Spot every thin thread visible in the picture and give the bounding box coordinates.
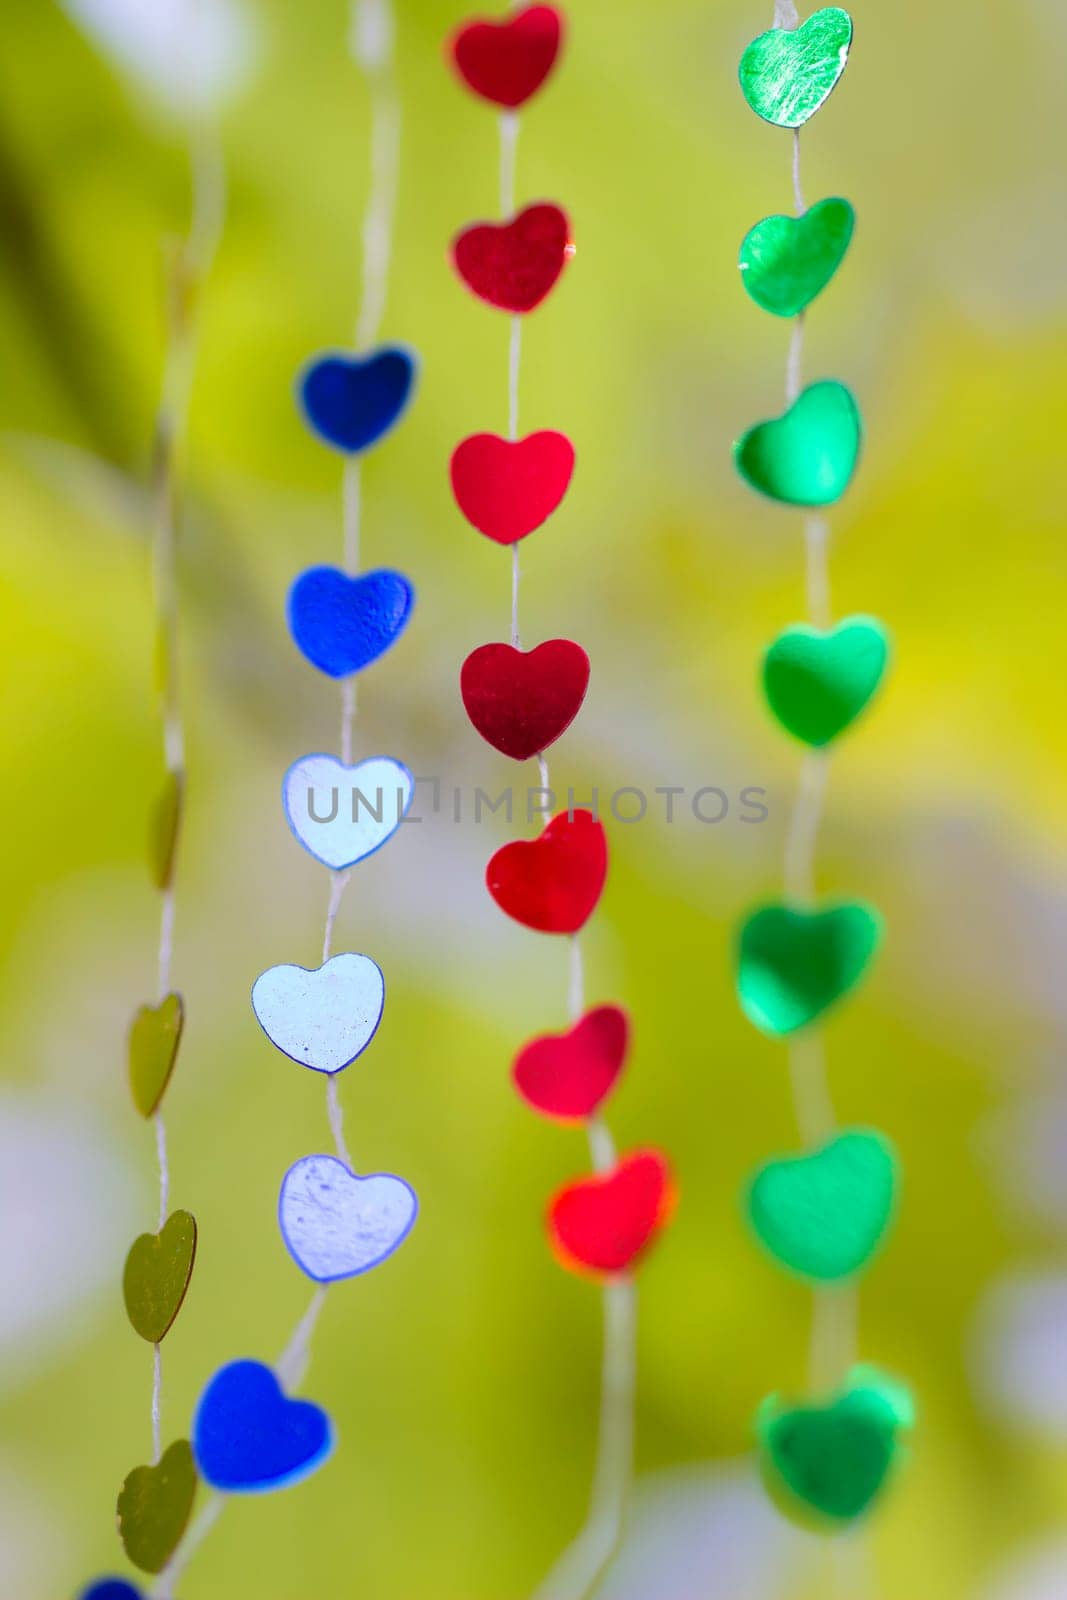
[785,313,805,405]
[787,1028,836,1147]
[327,1074,355,1170]
[151,1343,162,1464]
[774,0,800,28]
[341,679,357,766]
[499,111,519,216]
[805,516,832,627]
[343,458,362,572]
[568,935,585,1023]
[322,870,352,963]
[355,53,400,349]
[784,750,829,904]
[276,1285,330,1391]
[511,545,521,647]
[791,128,806,214]
[157,887,176,1000]
[151,1491,226,1600]
[537,754,550,791]
[155,1112,170,1228]
[508,316,522,440]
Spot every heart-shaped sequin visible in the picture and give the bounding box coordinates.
[739,7,853,129]
[251,953,384,1075]
[450,431,575,543]
[450,4,563,108]
[461,640,589,761]
[123,1209,198,1344]
[735,381,861,507]
[298,347,417,454]
[288,565,414,679]
[279,1154,418,1283]
[737,902,882,1036]
[763,616,889,747]
[283,754,414,870]
[128,993,184,1119]
[452,203,573,313]
[193,1360,333,1493]
[548,1149,675,1277]
[116,1438,197,1574]
[149,769,183,891]
[487,808,607,934]
[747,1129,898,1280]
[758,1367,912,1527]
[740,197,854,318]
[513,1005,630,1121]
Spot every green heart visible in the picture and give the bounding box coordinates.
[762,615,889,747]
[747,1130,898,1280]
[758,1367,912,1527]
[737,902,882,1036]
[123,1209,198,1344]
[735,381,862,507]
[740,197,854,318]
[116,1437,198,1573]
[129,991,184,1118]
[739,7,853,129]
[150,770,184,891]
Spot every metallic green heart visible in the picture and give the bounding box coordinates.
[116,1437,197,1573]
[747,1130,898,1280]
[740,197,854,317]
[758,1367,912,1528]
[737,902,882,1036]
[128,991,184,1118]
[762,615,889,747]
[739,7,853,128]
[123,1209,197,1344]
[150,770,183,891]
[735,381,861,507]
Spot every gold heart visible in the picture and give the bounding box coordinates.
[128,992,184,1118]
[117,1438,197,1573]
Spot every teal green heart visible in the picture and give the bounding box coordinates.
[762,615,889,747]
[747,1129,898,1280]
[758,1366,912,1527]
[737,902,882,1036]
[735,382,862,507]
[739,8,853,128]
[740,198,854,318]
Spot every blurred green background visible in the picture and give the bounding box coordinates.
[2,0,1066,1596]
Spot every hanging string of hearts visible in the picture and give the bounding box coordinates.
[731,0,914,1546]
[446,10,675,1599]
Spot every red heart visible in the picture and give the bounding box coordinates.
[461,640,589,761]
[547,1149,676,1277]
[452,204,573,314]
[450,431,575,545]
[449,5,564,109]
[513,1005,629,1121]
[486,809,606,934]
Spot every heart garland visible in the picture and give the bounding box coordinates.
[732,1,911,1533]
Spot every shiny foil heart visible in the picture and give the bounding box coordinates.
[739,7,853,129]
[298,347,417,454]
[450,4,563,108]
[251,953,384,1075]
[747,1129,898,1280]
[461,640,589,761]
[450,430,575,544]
[116,1438,197,1574]
[513,1005,630,1121]
[279,1154,418,1283]
[486,808,607,934]
[739,197,855,318]
[193,1359,334,1493]
[123,1209,198,1344]
[283,754,414,870]
[452,203,573,313]
[128,993,184,1118]
[735,381,861,507]
[758,1367,912,1527]
[737,902,882,1036]
[288,565,414,678]
[762,615,889,747]
[547,1149,676,1276]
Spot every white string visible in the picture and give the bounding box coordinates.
[327,1074,355,1170]
[155,1111,170,1228]
[322,870,353,964]
[276,1285,330,1391]
[508,316,522,440]
[774,0,800,27]
[511,546,521,647]
[151,1343,162,1465]
[568,935,584,1023]
[499,111,519,216]
[157,887,176,999]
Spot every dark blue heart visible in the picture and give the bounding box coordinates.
[79,1584,144,1600]
[298,346,417,454]
[192,1359,333,1493]
[288,565,414,678]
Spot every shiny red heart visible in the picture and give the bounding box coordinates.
[450,431,575,545]
[449,5,564,109]
[513,1005,629,1121]
[548,1149,676,1276]
[461,640,589,761]
[452,204,573,314]
[486,809,606,934]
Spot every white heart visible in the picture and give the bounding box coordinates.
[283,754,414,870]
[279,1155,417,1282]
[251,953,384,1075]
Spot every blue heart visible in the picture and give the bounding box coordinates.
[288,565,414,678]
[192,1359,333,1493]
[79,1584,144,1600]
[298,347,417,454]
